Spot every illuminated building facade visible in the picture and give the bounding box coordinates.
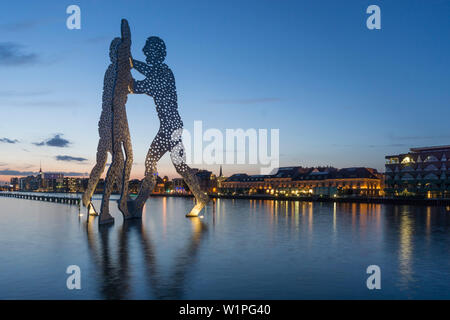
[385,145,450,198]
[172,178,186,194]
[172,169,217,194]
[216,165,227,190]
[10,178,19,191]
[194,169,217,194]
[44,173,64,192]
[128,179,141,194]
[63,177,83,193]
[221,166,382,197]
[153,175,166,194]
[19,175,40,191]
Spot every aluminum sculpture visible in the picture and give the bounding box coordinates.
[83,19,133,224]
[127,36,209,218]
[83,19,209,224]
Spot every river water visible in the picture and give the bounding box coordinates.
[0,195,449,299]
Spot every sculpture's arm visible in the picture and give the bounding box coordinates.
[127,59,151,95]
[132,59,151,76]
[131,78,150,95]
[121,19,131,46]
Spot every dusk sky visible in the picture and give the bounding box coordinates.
[0,0,449,183]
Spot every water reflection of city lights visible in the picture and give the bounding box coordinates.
[399,210,414,289]
[333,202,337,233]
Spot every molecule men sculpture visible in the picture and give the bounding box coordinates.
[83,19,209,224]
[127,35,209,218]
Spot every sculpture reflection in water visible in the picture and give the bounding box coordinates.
[85,216,207,299]
[83,19,209,224]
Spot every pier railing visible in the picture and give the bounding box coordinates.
[0,192,81,205]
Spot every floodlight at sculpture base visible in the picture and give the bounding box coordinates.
[186,213,199,218]
[87,203,99,216]
[186,202,206,217]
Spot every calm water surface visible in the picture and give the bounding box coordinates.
[0,195,449,299]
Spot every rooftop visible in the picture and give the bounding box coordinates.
[225,167,379,182]
[386,145,450,158]
[410,145,450,152]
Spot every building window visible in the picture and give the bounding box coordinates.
[424,155,439,162]
[423,173,439,180]
[401,165,414,172]
[401,156,413,164]
[424,164,438,171]
[401,173,414,181]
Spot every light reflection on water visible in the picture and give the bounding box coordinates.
[398,211,413,292]
[0,195,449,299]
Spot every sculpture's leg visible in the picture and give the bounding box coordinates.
[115,159,124,196]
[119,136,133,219]
[131,130,168,217]
[100,149,124,225]
[170,140,209,217]
[82,141,110,208]
[116,20,133,220]
[130,165,156,218]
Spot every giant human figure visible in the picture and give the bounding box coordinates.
[128,36,209,217]
[83,19,133,224]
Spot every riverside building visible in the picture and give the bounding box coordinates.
[385,145,450,198]
[221,166,382,197]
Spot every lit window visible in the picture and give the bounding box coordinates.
[401,157,412,164]
[424,155,439,162]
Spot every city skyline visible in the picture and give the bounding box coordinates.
[1,0,450,183]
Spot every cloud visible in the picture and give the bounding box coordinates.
[33,134,70,148]
[331,143,409,148]
[61,171,88,177]
[387,133,450,141]
[0,42,40,66]
[0,169,35,176]
[209,97,281,105]
[0,99,80,109]
[21,164,34,169]
[0,90,51,97]
[0,90,81,110]
[367,143,409,148]
[85,35,110,43]
[0,137,19,144]
[0,19,49,32]
[55,155,87,162]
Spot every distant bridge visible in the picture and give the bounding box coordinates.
[0,192,81,205]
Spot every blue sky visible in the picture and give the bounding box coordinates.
[0,0,450,182]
